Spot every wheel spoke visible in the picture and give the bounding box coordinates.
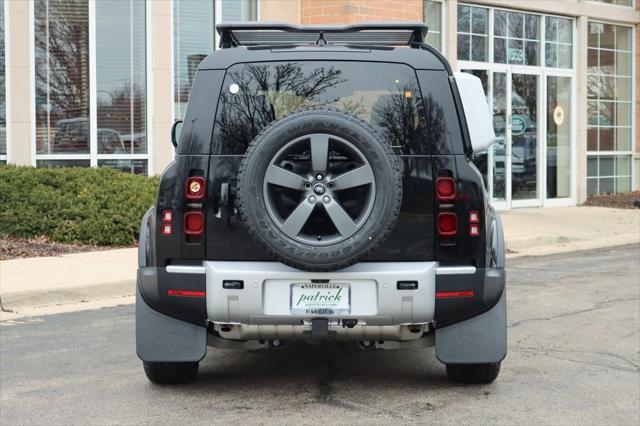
[281,200,315,238]
[310,134,329,174]
[265,165,307,190]
[324,200,357,237]
[331,165,374,190]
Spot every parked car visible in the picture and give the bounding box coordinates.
[136,22,506,385]
[52,117,125,154]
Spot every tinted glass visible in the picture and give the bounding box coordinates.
[424,0,442,51]
[173,0,214,119]
[213,62,429,155]
[586,21,632,194]
[96,0,146,154]
[35,0,90,155]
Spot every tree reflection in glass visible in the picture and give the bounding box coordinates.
[213,62,429,156]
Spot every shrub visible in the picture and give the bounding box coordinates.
[0,165,159,246]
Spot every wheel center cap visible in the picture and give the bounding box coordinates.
[313,183,326,195]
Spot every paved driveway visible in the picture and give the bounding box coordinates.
[1,246,638,425]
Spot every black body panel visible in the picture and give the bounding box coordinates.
[434,268,505,327]
[141,40,502,328]
[138,267,207,326]
[204,155,436,262]
[198,44,448,72]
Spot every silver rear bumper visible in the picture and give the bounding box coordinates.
[203,261,436,341]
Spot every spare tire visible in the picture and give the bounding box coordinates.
[237,109,402,272]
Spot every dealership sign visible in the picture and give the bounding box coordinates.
[511,115,526,136]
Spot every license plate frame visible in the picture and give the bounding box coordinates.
[290,282,351,316]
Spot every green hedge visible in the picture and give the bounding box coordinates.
[0,165,159,246]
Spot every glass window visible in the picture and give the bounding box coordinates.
[96,0,146,155]
[221,0,257,21]
[457,5,488,62]
[0,0,6,159]
[545,17,573,68]
[213,62,428,155]
[36,159,91,168]
[35,0,90,155]
[494,10,540,66]
[587,22,633,195]
[424,0,442,51]
[547,76,572,199]
[173,0,214,119]
[98,159,147,175]
[173,0,257,119]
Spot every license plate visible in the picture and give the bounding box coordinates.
[290,283,350,315]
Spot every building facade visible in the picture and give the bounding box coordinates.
[1,0,638,209]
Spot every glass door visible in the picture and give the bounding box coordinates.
[510,72,541,206]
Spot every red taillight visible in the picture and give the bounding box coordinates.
[161,223,173,235]
[436,177,456,201]
[185,177,205,200]
[184,211,204,235]
[436,290,475,299]
[438,212,458,236]
[167,289,206,298]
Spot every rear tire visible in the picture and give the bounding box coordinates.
[143,361,199,384]
[445,362,501,384]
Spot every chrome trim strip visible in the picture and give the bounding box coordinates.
[166,265,206,275]
[435,266,476,276]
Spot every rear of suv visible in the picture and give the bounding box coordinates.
[136,22,506,385]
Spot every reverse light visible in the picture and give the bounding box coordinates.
[161,223,173,235]
[185,176,206,200]
[436,290,475,299]
[184,211,204,235]
[438,212,458,236]
[162,210,173,222]
[167,289,206,297]
[469,224,481,237]
[436,177,456,201]
[468,211,480,223]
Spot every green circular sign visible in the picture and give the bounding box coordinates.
[511,115,526,136]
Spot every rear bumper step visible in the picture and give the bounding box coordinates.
[204,261,437,328]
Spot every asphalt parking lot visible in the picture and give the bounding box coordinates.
[1,245,639,425]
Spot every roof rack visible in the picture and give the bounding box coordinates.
[216,21,428,49]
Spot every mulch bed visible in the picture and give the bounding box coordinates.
[0,237,128,261]
[582,191,640,210]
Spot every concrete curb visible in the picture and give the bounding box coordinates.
[1,279,134,313]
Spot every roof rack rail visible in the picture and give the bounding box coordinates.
[216,21,428,49]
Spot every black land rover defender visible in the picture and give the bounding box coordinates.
[136,22,506,385]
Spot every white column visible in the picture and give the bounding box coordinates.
[148,0,174,175]
[6,0,32,165]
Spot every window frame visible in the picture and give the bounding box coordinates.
[29,0,150,174]
[456,3,490,62]
[585,19,635,195]
[423,0,445,52]
[457,4,579,208]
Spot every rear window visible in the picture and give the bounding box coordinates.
[212,61,430,155]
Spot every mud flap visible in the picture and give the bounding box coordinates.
[136,280,207,363]
[435,289,507,364]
